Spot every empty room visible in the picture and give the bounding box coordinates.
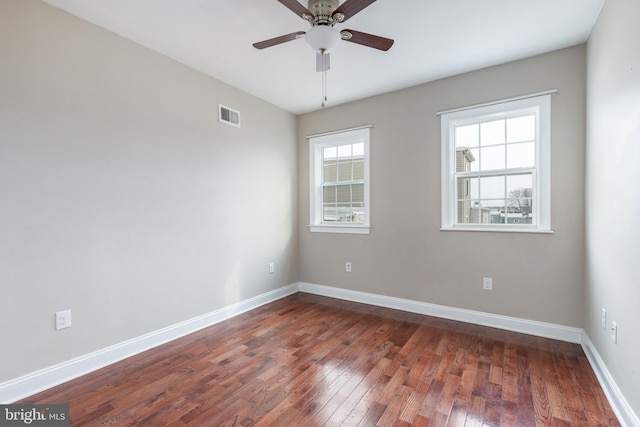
[1,0,638,425]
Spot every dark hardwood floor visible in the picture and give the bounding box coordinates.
[20,293,620,426]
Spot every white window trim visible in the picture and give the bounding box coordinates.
[440,94,552,233]
[308,127,371,234]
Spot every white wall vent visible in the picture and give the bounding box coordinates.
[219,104,240,127]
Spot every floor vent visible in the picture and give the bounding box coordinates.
[219,104,240,127]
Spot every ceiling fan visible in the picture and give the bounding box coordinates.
[253,0,394,73]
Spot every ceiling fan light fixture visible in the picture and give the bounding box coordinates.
[305,25,341,52]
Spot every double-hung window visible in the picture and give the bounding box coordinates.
[440,94,552,232]
[309,127,370,234]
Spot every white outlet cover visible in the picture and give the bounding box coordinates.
[55,310,71,330]
[611,321,618,344]
[483,277,493,290]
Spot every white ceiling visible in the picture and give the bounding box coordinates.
[41,0,604,114]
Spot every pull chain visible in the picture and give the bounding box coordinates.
[321,69,327,107]
[318,49,328,108]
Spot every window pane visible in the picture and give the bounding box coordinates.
[480,145,505,170]
[455,124,479,148]
[507,142,535,168]
[338,162,353,181]
[457,200,473,223]
[336,185,351,203]
[323,205,337,221]
[506,174,533,194]
[456,177,472,199]
[470,177,479,199]
[353,160,364,180]
[323,186,336,203]
[479,176,505,199]
[480,120,505,146]
[352,142,364,157]
[456,178,480,200]
[469,148,479,172]
[323,163,337,182]
[459,200,495,224]
[323,146,337,160]
[337,144,351,158]
[321,183,365,223]
[507,115,535,143]
[352,183,364,203]
[471,204,492,224]
[456,149,476,173]
[507,174,533,216]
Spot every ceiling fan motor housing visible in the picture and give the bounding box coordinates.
[307,0,341,25]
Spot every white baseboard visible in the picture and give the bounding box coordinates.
[0,283,298,404]
[581,335,640,427]
[298,282,584,343]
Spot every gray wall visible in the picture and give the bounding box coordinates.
[298,46,586,327]
[0,0,298,382]
[586,0,640,416]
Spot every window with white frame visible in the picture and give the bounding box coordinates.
[440,94,552,232]
[309,127,370,234]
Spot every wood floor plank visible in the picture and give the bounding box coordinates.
[17,293,621,426]
[464,395,486,427]
[448,397,471,426]
[531,374,553,426]
[374,383,411,426]
[340,365,391,426]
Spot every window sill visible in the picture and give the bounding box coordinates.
[309,225,370,235]
[440,226,554,234]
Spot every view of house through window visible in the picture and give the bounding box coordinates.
[455,115,536,225]
[322,142,365,223]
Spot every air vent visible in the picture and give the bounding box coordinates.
[219,104,240,127]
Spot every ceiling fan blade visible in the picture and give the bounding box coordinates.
[277,0,314,20]
[316,52,330,72]
[341,29,394,51]
[333,0,376,22]
[253,31,306,49]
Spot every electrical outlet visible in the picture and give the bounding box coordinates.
[345,262,351,273]
[611,321,617,344]
[55,310,71,330]
[483,277,493,290]
[601,308,607,329]
[269,262,275,274]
